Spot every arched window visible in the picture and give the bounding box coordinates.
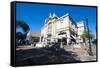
[48,22,52,32]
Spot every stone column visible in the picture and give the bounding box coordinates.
[66,37,67,46]
[66,30,70,45]
[60,39,63,48]
[39,36,41,43]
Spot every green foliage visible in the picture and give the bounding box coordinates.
[16,20,30,34]
[81,29,94,41]
[16,20,30,40]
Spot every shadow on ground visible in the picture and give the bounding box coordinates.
[16,45,81,66]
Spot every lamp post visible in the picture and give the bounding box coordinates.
[86,16,93,56]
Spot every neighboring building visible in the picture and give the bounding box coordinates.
[40,13,85,46]
[26,32,41,46]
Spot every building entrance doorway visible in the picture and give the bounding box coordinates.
[58,37,67,47]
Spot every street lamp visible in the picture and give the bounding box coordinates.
[86,16,93,56]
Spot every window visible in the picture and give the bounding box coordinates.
[48,22,52,32]
[58,32,66,35]
[47,34,52,37]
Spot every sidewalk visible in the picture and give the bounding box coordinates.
[64,44,97,61]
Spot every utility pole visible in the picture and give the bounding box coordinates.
[86,16,93,56]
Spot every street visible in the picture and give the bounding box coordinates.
[16,44,97,66]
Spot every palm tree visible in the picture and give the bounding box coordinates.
[16,20,30,45]
[81,29,87,45]
[81,28,94,45]
[16,20,30,34]
[86,28,94,40]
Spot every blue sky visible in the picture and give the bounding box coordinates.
[16,3,97,37]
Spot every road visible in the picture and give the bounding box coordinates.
[16,45,81,66]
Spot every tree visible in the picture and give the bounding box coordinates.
[81,28,94,45]
[16,20,30,45]
[16,20,30,34]
[16,32,23,40]
[81,29,87,44]
[86,28,94,40]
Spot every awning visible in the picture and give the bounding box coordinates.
[55,35,67,39]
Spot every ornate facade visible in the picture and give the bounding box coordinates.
[40,13,85,46]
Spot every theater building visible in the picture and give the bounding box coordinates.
[40,13,85,46]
